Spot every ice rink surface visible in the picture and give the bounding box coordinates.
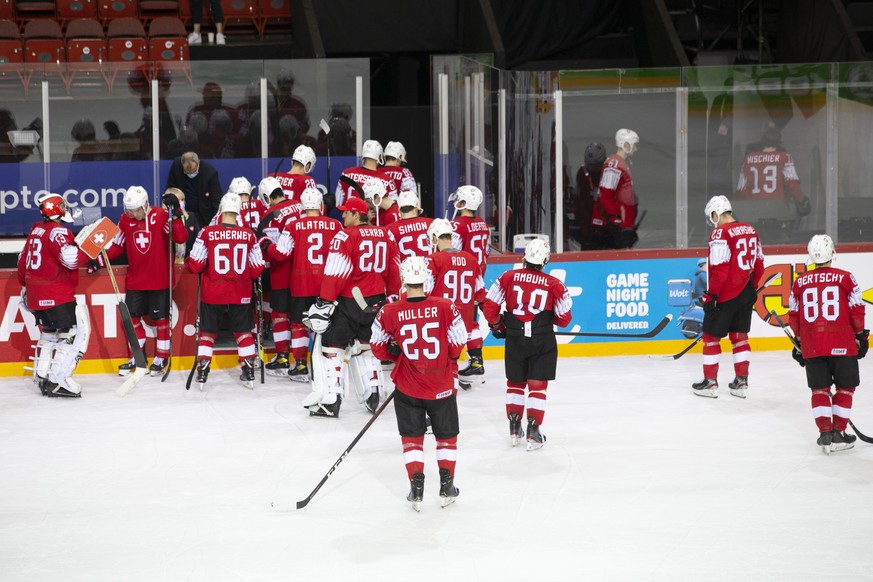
[2,351,873,582]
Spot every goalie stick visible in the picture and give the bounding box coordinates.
[185,275,202,391]
[103,250,148,397]
[162,212,174,382]
[556,313,672,339]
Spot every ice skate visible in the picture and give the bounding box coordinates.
[509,412,524,447]
[817,430,833,454]
[438,468,459,508]
[728,376,748,399]
[240,357,255,389]
[149,358,167,377]
[458,378,472,391]
[265,352,289,377]
[118,358,136,376]
[692,378,718,398]
[309,395,341,418]
[196,359,211,391]
[37,376,49,396]
[831,429,856,452]
[288,359,309,383]
[44,377,81,398]
[459,355,484,385]
[526,417,546,451]
[365,389,380,413]
[407,472,425,512]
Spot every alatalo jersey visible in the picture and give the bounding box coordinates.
[483,267,573,328]
[105,207,188,291]
[334,167,397,207]
[707,220,764,303]
[378,166,416,198]
[275,172,317,202]
[450,215,490,277]
[266,215,342,297]
[788,267,866,358]
[425,249,485,331]
[371,296,467,400]
[18,221,87,310]
[596,153,635,229]
[260,199,304,290]
[736,150,805,204]
[186,224,265,305]
[240,199,269,231]
[319,224,401,301]
[386,216,433,260]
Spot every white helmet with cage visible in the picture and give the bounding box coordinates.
[361,140,384,164]
[524,238,550,266]
[228,176,253,196]
[808,234,835,264]
[292,145,316,173]
[361,178,386,205]
[300,187,323,211]
[704,195,732,226]
[258,176,283,203]
[124,185,149,211]
[384,141,407,163]
[397,190,419,210]
[400,256,428,285]
[615,128,639,155]
[451,185,483,212]
[427,218,453,246]
[218,192,242,215]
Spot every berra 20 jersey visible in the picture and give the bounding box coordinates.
[334,168,396,208]
[275,172,317,202]
[260,199,304,290]
[378,166,416,197]
[483,267,573,328]
[186,224,265,305]
[319,224,401,301]
[450,215,490,276]
[707,220,764,303]
[18,221,87,310]
[371,296,467,399]
[425,249,485,330]
[736,150,805,204]
[105,207,188,291]
[386,216,433,260]
[789,267,866,358]
[265,215,342,296]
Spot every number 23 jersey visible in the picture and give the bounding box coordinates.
[707,221,764,303]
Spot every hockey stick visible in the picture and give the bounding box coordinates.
[320,118,331,196]
[103,250,148,396]
[255,278,265,384]
[273,389,396,511]
[162,212,174,382]
[185,274,202,391]
[556,313,672,339]
[848,420,873,444]
[339,174,366,200]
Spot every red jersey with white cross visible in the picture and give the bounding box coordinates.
[275,172,317,202]
[260,199,304,291]
[788,267,866,358]
[186,224,265,305]
[104,207,188,291]
[707,220,764,303]
[450,214,490,277]
[736,149,805,204]
[265,214,342,296]
[18,221,88,310]
[386,216,433,260]
[425,249,484,331]
[483,267,573,327]
[319,224,401,301]
[371,296,468,399]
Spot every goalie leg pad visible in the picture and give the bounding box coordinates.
[302,343,347,408]
[47,305,91,395]
[349,343,383,410]
[34,331,60,387]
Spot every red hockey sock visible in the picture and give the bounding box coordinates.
[272,312,290,354]
[198,333,216,361]
[290,322,310,361]
[702,333,721,379]
[131,316,146,350]
[436,436,457,477]
[729,332,750,377]
[527,380,548,426]
[505,381,526,418]
[401,435,425,479]
[234,332,256,362]
[832,386,856,431]
[811,389,833,433]
[155,318,171,359]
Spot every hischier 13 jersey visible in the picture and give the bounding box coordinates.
[18,221,87,310]
[371,296,467,399]
[105,207,188,290]
[788,266,866,358]
[186,224,265,305]
[483,267,573,328]
[425,250,485,331]
[386,216,433,260]
[707,220,764,303]
[736,150,805,204]
[319,224,401,301]
[450,215,490,277]
[266,215,342,296]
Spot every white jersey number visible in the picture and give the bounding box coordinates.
[399,322,440,360]
[306,232,324,265]
[749,164,778,195]
[735,237,758,271]
[25,238,43,270]
[442,270,474,304]
[359,240,387,273]
[802,285,840,323]
[398,233,431,259]
[213,243,248,275]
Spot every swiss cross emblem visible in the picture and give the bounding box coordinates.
[134,230,151,254]
[92,232,105,245]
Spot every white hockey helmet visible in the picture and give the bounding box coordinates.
[808,234,835,264]
[427,218,454,245]
[524,238,550,266]
[615,128,639,154]
[124,185,149,210]
[228,176,253,197]
[292,145,316,173]
[300,187,323,211]
[258,176,283,202]
[400,256,428,285]
[397,190,420,210]
[361,178,387,205]
[218,192,242,215]
[704,195,732,226]
[361,139,384,164]
[384,141,407,163]
[38,193,73,223]
[452,185,483,212]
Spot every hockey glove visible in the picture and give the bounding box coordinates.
[701,292,718,313]
[303,298,335,334]
[19,288,31,313]
[86,253,106,274]
[796,196,812,217]
[791,338,805,368]
[387,340,402,357]
[257,236,272,252]
[162,191,180,210]
[489,315,507,339]
[857,329,870,359]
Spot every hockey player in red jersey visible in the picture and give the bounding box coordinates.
[256,176,304,376]
[88,186,188,376]
[302,196,401,417]
[334,139,397,208]
[19,194,91,397]
[225,177,267,231]
[425,218,485,390]
[371,256,468,511]
[378,141,417,195]
[788,234,868,453]
[186,192,266,389]
[483,239,573,450]
[736,126,811,216]
[275,145,317,201]
[261,187,341,381]
[386,190,433,260]
[361,177,399,227]
[449,185,490,381]
[693,195,765,399]
[592,128,639,249]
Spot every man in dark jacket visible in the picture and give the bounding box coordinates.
[165,151,223,251]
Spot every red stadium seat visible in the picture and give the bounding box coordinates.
[65,17,105,62]
[22,18,65,63]
[98,0,137,22]
[15,0,55,25]
[256,0,289,38]
[0,0,16,20]
[0,18,22,63]
[147,15,186,60]
[220,0,258,37]
[58,0,98,24]
[138,0,178,26]
[106,16,146,61]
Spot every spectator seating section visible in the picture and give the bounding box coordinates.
[98,0,137,22]
[0,17,22,63]
[15,0,55,25]
[0,0,16,20]
[138,0,178,26]
[106,16,146,61]
[23,18,64,62]
[147,15,185,60]
[66,17,105,62]
[58,0,98,24]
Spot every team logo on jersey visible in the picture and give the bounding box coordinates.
[132,230,151,254]
[832,348,847,356]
